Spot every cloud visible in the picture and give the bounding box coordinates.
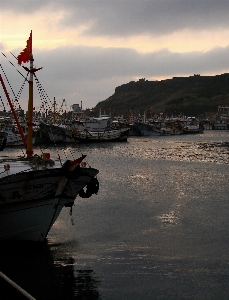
[1,0,229,111]
[70,0,229,37]
[1,0,48,14]
[1,43,229,111]
[40,44,229,79]
[2,0,229,37]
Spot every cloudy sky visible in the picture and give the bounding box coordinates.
[1,0,229,111]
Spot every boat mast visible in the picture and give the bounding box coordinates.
[18,31,43,157]
[52,97,56,124]
[0,75,27,148]
[26,50,34,157]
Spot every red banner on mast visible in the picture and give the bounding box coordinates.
[17,31,32,65]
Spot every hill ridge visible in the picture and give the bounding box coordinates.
[94,73,229,117]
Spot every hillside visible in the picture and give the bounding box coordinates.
[94,74,229,117]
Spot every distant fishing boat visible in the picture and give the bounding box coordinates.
[71,127,129,142]
[212,119,228,130]
[39,115,130,143]
[69,115,130,142]
[1,123,35,146]
[39,122,68,143]
[0,31,99,242]
[182,117,204,134]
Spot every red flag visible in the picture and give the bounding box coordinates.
[17,31,32,65]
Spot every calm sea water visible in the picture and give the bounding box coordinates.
[1,131,229,300]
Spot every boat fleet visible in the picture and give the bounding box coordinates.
[38,115,130,144]
[129,116,205,136]
[0,114,130,146]
[1,109,229,146]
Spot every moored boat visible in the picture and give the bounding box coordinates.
[182,117,204,134]
[212,119,228,130]
[71,127,129,142]
[39,122,68,143]
[1,124,35,146]
[0,155,99,241]
[38,115,130,143]
[0,31,99,241]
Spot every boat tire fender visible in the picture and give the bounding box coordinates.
[79,177,99,198]
[92,177,99,194]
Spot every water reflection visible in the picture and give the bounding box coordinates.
[5,132,229,166]
[0,241,101,300]
[74,269,101,300]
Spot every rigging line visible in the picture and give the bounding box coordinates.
[62,148,69,161]
[16,74,29,102]
[0,96,6,112]
[34,84,51,115]
[68,148,75,160]
[9,51,17,60]
[9,61,15,67]
[34,73,52,111]
[1,52,29,82]
[34,77,47,107]
[0,63,16,99]
[0,64,27,111]
[16,69,29,81]
[2,50,17,63]
[1,51,16,68]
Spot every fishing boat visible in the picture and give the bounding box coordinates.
[39,122,68,143]
[71,115,112,131]
[69,115,129,142]
[134,122,161,136]
[182,117,204,134]
[212,118,228,130]
[71,127,129,142]
[42,115,130,143]
[0,31,99,241]
[1,123,35,146]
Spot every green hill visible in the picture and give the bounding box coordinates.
[94,74,229,118]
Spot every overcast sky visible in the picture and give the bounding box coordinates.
[1,0,229,111]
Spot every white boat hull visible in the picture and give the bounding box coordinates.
[182,126,202,133]
[0,158,99,241]
[72,128,129,142]
[0,198,63,241]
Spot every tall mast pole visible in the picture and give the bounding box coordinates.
[0,75,27,148]
[26,31,33,157]
[52,97,56,124]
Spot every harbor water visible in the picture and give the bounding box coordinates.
[1,131,229,299]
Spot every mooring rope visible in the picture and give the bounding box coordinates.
[0,271,36,300]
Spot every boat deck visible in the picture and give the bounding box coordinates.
[0,155,60,178]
